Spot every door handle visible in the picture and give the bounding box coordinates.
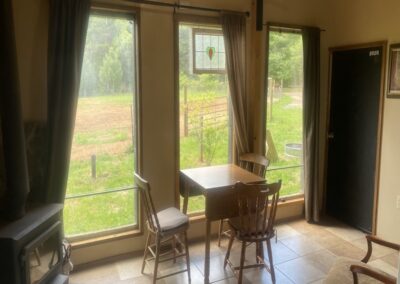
[328,133,334,139]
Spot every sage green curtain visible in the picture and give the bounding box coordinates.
[302,27,321,222]
[45,0,90,203]
[222,14,251,160]
[0,0,30,219]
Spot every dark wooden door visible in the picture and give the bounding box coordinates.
[326,44,384,233]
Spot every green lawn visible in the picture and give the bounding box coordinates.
[265,92,303,197]
[64,94,136,236]
[64,90,303,236]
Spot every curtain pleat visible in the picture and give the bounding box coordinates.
[302,27,321,223]
[45,0,90,203]
[0,0,30,219]
[222,14,251,160]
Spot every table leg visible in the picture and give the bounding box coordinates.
[204,219,211,284]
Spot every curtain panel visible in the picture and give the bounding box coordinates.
[221,14,251,160]
[302,27,321,223]
[45,0,90,203]
[0,0,30,219]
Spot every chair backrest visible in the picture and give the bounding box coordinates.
[239,153,269,178]
[134,172,161,233]
[234,180,281,239]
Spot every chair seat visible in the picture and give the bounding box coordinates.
[156,207,189,232]
[323,257,394,284]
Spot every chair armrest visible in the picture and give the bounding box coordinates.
[361,235,400,263]
[350,264,397,284]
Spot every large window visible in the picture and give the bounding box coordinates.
[178,21,232,213]
[265,27,304,197]
[64,12,139,237]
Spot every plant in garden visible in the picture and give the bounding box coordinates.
[187,92,225,165]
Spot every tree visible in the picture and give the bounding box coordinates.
[268,32,303,87]
[99,45,123,94]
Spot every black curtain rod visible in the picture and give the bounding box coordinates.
[125,0,250,17]
[267,22,326,32]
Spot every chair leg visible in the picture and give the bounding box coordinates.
[259,241,265,262]
[256,242,264,264]
[238,241,246,284]
[224,233,235,268]
[141,232,151,274]
[256,242,259,263]
[218,219,224,247]
[183,231,191,283]
[153,236,161,284]
[266,239,276,284]
[172,234,177,263]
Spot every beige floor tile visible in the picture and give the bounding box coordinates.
[193,254,234,283]
[213,277,238,284]
[324,224,364,242]
[276,257,326,284]
[351,237,397,259]
[226,243,257,267]
[275,224,301,240]
[163,263,204,284]
[280,234,324,256]
[213,267,293,284]
[307,228,346,249]
[286,219,321,235]
[302,249,338,274]
[327,242,367,260]
[263,240,299,264]
[242,267,294,284]
[189,239,226,262]
[368,259,399,278]
[380,252,399,268]
[115,256,144,280]
[122,275,151,283]
[69,263,120,284]
[309,279,324,284]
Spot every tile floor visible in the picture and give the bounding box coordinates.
[69,218,399,284]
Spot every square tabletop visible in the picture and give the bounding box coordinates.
[180,164,265,192]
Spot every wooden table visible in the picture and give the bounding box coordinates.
[180,164,265,284]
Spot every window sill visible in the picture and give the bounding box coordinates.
[69,228,142,249]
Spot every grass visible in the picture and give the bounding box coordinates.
[64,190,135,236]
[64,89,303,236]
[74,128,128,145]
[265,92,303,196]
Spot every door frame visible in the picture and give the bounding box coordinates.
[323,41,387,234]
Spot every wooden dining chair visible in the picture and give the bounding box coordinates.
[238,152,269,178]
[224,180,281,284]
[134,173,191,284]
[218,153,270,246]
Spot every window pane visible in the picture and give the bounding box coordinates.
[266,30,304,196]
[193,29,225,73]
[64,190,135,236]
[179,24,231,213]
[64,14,137,236]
